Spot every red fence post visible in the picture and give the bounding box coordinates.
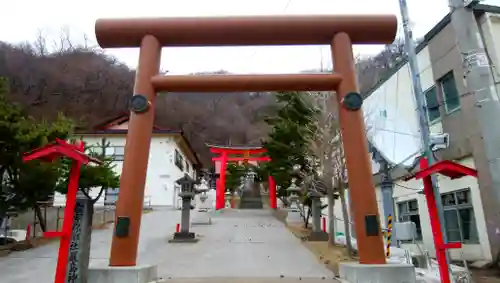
[268,176,277,209]
[217,152,228,210]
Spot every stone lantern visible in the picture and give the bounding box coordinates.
[285,181,302,224]
[169,173,199,243]
[192,180,212,225]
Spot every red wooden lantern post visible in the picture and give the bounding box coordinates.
[208,145,277,210]
[405,158,478,283]
[23,139,102,283]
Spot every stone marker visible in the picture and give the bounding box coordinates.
[67,190,94,282]
[306,190,328,242]
[169,174,199,243]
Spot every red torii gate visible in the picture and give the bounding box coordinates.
[208,144,277,210]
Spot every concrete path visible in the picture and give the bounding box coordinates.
[0,208,337,283]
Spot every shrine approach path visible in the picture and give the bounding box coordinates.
[0,208,337,283]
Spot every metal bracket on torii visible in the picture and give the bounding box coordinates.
[404,158,477,283]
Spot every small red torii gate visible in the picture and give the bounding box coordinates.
[208,144,277,210]
[405,158,478,283]
[23,139,102,283]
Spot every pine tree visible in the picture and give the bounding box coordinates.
[259,91,318,201]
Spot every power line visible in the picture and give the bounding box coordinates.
[244,0,295,68]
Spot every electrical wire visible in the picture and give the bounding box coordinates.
[243,0,295,68]
[393,63,400,161]
[395,183,422,191]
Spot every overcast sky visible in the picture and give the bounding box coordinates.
[2,0,487,74]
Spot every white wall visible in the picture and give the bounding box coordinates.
[363,46,443,167]
[54,134,196,208]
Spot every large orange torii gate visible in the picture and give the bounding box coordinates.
[207,144,276,210]
[94,14,397,267]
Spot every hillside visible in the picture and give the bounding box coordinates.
[0,38,405,166]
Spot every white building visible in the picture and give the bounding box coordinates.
[328,4,500,263]
[53,114,201,209]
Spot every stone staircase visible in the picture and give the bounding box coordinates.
[238,182,264,209]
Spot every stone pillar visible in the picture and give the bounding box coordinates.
[307,193,328,242]
[180,198,191,233]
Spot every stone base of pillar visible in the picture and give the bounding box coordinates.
[168,232,199,243]
[307,231,329,242]
[339,262,416,283]
[88,264,157,283]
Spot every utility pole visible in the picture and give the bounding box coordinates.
[448,0,500,261]
[397,0,449,254]
[370,144,397,248]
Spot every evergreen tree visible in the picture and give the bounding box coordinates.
[55,138,120,199]
[0,77,73,230]
[225,163,249,194]
[259,91,318,201]
[0,77,120,231]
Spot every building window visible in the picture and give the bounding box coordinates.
[174,150,184,171]
[441,189,479,243]
[397,199,423,241]
[424,86,440,123]
[104,146,125,161]
[439,72,460,113]
[185,161,190,173]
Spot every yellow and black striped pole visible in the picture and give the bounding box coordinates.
[386,214,393,257]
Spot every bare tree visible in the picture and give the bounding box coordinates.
[308,91,340,246]
[331,138,354,255]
